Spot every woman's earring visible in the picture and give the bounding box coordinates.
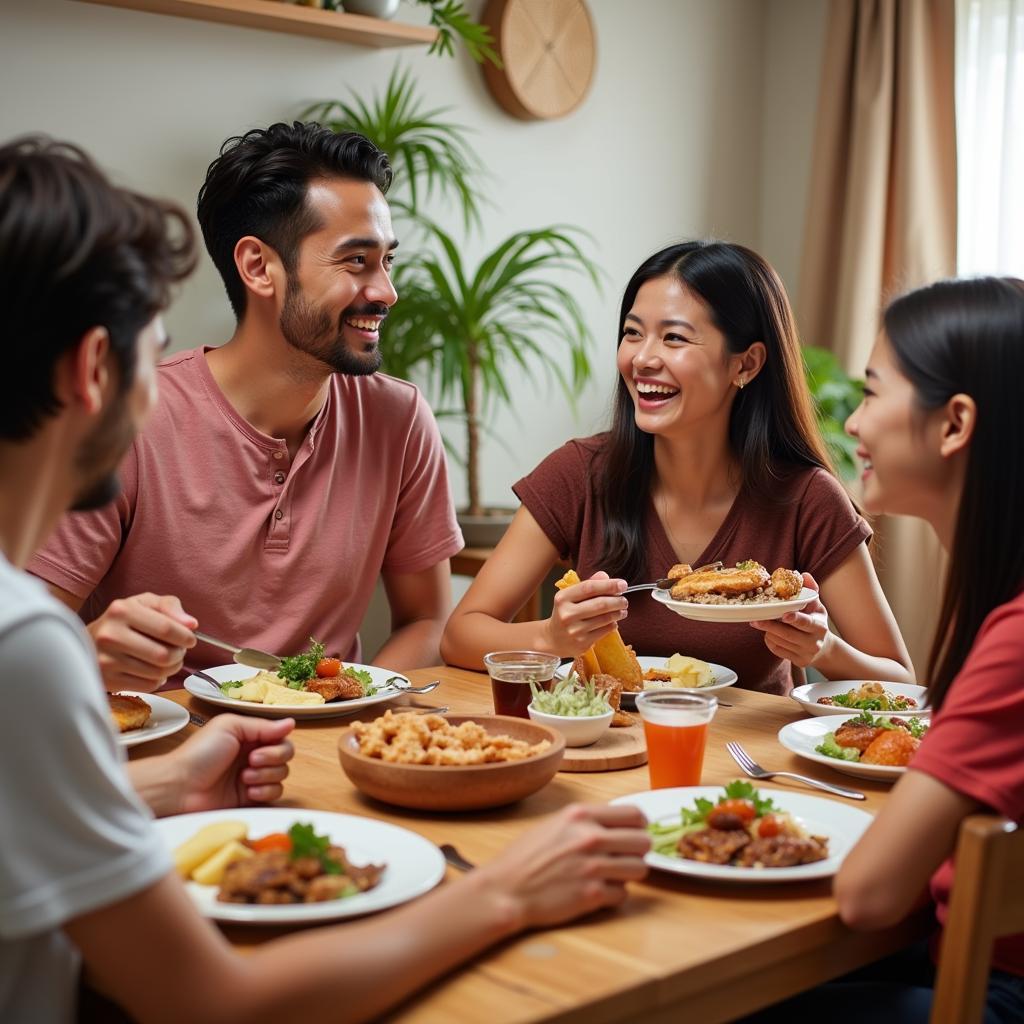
[736,376,746,390]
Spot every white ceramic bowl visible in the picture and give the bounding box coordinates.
[527,704,613,747]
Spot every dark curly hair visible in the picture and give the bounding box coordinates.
[197,122,392,319]
[0,135,196,441]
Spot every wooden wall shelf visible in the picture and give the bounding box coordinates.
[74,0,439,48]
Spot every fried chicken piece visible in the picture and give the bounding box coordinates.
[670,561,770,600]
[306,672,364,702]
[590,674,632,728]
[108,693,152,733]
[678,828,751,864]
[860,729,920,766]
[770,567,803,599]
[735,835,829,868]
[666,563,693,580]
[833,722,883,752]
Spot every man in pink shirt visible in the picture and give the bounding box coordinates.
[29,123,463,689]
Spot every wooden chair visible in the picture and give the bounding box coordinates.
[931,815,1024,1024]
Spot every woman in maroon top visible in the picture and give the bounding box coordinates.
[751,279,1024,1021]
[442,241,913,694]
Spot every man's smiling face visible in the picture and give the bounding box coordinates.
[278,177,398,376]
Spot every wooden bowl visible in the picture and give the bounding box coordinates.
[337,713,566,811]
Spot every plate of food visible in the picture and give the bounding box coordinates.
[155,807,445,925]
[778,712,929,780]
[790,680,929,717]
[558,654,738,710]
[109,692,189,748]
[611,780,872,883]
[651,560,815,623]
[183,640,410,719]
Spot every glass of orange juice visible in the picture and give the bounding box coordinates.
[635,691,717,789]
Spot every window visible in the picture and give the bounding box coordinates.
[955,0,1024,275]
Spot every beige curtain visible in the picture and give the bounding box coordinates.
[799,0,957,676]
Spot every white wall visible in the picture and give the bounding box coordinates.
[0,0,828,654]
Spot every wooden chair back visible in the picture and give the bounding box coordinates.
[931,814,1024,1024]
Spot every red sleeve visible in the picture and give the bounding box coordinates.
[910,595,1024,822]
[26,446,138,599]
[794,469,872,582]
[512,440,593,561]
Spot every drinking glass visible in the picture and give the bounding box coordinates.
[483,651,560,718]
[635,690,718,788]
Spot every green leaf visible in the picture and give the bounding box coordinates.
[277,639,325,687]
[288,822,345,875]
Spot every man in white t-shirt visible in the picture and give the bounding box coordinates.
[0,135,649,1023]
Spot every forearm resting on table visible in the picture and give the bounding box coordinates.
[371,615,447,671]
[125,754,186,817]
[440,610,556,670]
[71,868,518,1024]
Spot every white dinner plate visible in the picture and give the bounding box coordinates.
[154,807,445,925]
[183,663,411,719]
[777,714,930,781]
[611,785,873,883]
[650,586,817,623]
[558,655,738,709]
[789,680,929,718]
[115,692,190,748]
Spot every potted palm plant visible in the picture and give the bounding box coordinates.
[305,68,601,543]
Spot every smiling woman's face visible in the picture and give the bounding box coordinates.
[845,332,949,518]
[615,275,740,437]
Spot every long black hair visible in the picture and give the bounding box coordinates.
[595,240,833,582]
[883,276,1024,711]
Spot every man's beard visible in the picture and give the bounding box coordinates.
[279,277,385,377]
[70,400,136,512]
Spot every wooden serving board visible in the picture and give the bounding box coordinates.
[559,720,647,772]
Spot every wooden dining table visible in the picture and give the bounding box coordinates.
[138,668,930,1023]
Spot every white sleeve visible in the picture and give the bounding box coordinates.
[0,614,171,938]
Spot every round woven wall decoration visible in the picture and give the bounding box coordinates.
[481,0,596,121]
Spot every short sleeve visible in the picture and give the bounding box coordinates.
[910,600,1024,820]
[512,441,592,560]
[26,446,138,599]
[794,469,872,582]
[0,614,170,938]
[382,389,463,574]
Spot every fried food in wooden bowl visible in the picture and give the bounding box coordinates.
[337,711,565,811]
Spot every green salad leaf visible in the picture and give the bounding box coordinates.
[277,639,326,689]
[815,733,861,762]
[219,680,243,697]
[344,666,377,696]
[288,822,346,876]
[529,674,612,717]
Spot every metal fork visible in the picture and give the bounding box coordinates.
[726,741,866,800]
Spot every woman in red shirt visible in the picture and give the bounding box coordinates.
[753,276,1024,1022]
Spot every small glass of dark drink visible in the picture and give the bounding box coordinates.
[483,651,561,718]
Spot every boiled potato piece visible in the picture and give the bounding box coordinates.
[665,654,714,688]
[191,839,254,886]
[173,821,248,878]
[263,683,325,706]
[235,678,270,703]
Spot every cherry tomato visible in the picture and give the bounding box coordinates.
[757,814,783,838]
[713,799,757,824]
[316,657,342,678]
[249,832,292,853]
